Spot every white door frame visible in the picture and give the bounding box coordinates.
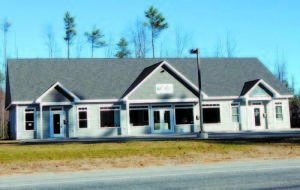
[151,108,174,134]
[251,105,266,130]
[50,107,65,138]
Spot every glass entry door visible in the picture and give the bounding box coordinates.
[252,106,265,130]
[152,109,172,133]
[50,110,65,138]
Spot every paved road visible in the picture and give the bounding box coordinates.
[1,159,300,190]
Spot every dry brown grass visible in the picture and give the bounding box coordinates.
[0,139,300,176]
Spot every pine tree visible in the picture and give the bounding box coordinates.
[115,38,131,58]
[85,27,105,57]
[145,6,168,58]
[64,12,76,59]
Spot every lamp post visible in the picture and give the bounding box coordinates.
[190,48,204,135]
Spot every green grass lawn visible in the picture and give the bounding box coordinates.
[0,140,252,164]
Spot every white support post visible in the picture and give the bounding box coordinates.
[40,104,43,139]
[126,101,130,136]
[246,99,249,131]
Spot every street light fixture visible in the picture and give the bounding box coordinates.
[190,48,204,135]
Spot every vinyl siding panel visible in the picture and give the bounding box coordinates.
[202,101,240,132]
[16,105,38,139]
[273,99,290,130]
[248,85,271,98]
[74,103,123,138]
[9,107,16,139]
[42,106,50,138]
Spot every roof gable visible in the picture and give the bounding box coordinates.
[36,82,79,103]
[122,61,202,100]
[248,84,273,98]
[126,63,198,100]
[241,79,279,98]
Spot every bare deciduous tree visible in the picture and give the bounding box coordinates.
[132,20,147,58]
[105,35,114,58]
[214,39,223,57]
[175,28,188,57]
[45,25,55,58]
[226,32,236,57]
[274,49,288,87]
[14,32,18,59]
[76,36,85,58]
[1,18,11,139]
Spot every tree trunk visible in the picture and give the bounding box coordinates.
[92,42,94,58]
[151,29,155,58]
[67,40,70,59]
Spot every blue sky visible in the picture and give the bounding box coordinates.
[0,0,299,90]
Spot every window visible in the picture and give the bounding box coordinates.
[78,107,88,128]
[25,108,35,130]
[100,106,120,127]
[129,106,149,126]
[275,102,283,120]
[203,104,221,124]
[231,103,240,123]
[175,105,194,125]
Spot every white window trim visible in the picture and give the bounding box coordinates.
[129,105,150,127]
[274,101,284,121]
[174,104,194,125]
[77,106,88,129]
[24,107,36,131]
[202,103,222,124]
[231,102,241,124]
[99,105,121,128]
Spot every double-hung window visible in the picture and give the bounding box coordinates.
[25,108,35,130]
[275,102,283,120]
[231,103,240,123]
[203,104,221,124]
[78,107,88,128]
[175,105,194,125]
[129,106,149,126]
[100,106,120,127]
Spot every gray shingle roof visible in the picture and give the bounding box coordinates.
[6,58,291,107]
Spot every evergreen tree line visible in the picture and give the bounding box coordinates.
[63,6,168,59]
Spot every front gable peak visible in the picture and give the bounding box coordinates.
[240,79,280,98]
[36,82,80,103]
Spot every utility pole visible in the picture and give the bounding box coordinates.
[190,48,206,138]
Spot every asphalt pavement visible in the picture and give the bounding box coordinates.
[1,159,300,190]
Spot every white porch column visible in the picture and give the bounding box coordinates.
[40,104,43,139]
[126,101,130,136]
[246,99,249,131]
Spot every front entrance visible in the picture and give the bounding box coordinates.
[50,108,65,138]
[251,105,265,130]
[152,109,173,133]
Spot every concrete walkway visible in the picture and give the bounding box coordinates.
[14,129,300,144]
